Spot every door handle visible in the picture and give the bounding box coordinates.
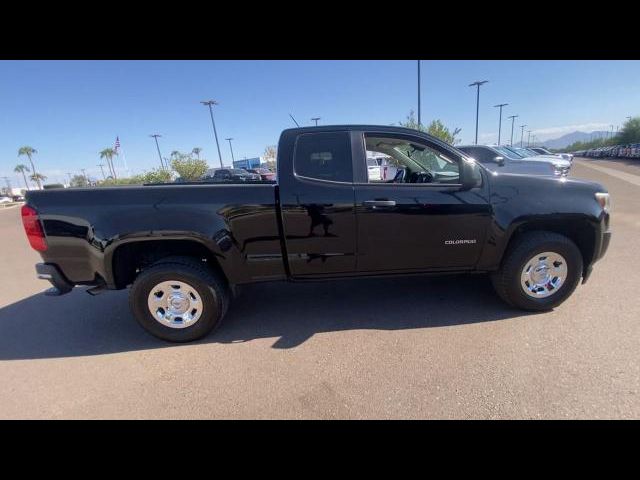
[363,200,396,207]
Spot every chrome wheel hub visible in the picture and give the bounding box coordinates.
[520,252,568,298]
[147,280,203,328]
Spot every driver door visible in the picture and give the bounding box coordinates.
[353,130,491,273]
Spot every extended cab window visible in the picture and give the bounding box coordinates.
[365,134,460,184]
[294,132,353,182]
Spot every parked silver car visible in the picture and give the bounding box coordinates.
[530,146,573,163]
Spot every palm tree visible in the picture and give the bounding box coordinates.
[30,173,47,185]
[170,150,181,159]
[18,146,41,189]
[192,147,202,160]
[99,148,117,179]
[14,164,31,190]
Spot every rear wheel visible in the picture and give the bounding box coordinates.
[491,231,583,311]
[129,257,229,342]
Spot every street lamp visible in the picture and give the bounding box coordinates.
[527,130,532,147]
[201,100,224,168]
[520,124,527,147]
[225,138,236,164]
[507,115,518,146]
[469,80,489,144]
[311,117,321,126]
[149,134,165,170]
[494,103,508,145]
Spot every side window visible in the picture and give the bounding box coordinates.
[294,132,353,183]
[472,148,495,164]
[364,134,460,184]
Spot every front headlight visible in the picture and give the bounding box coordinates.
[595,192,610,213]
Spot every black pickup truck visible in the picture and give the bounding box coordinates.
[22,125,612,342]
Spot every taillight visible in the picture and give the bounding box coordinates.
[21,205,48,251]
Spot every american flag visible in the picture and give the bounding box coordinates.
[114,136,121,154]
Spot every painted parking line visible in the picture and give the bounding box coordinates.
[576,160,640,187]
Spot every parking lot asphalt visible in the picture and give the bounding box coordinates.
[1,158,639,419]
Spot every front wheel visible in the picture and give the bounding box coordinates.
[129,257,229,342]
[491,231,583,311]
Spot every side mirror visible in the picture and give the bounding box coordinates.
[459,158,482,190]
[493,156,505,166]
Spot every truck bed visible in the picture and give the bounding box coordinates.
[27,183,285,287]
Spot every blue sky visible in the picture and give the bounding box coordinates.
[1,60,639,185]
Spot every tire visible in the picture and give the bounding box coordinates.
[129,256,230,342]
[491,231,583,311]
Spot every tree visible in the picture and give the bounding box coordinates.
[99,148,117,179]
[263,145,277,170]
[142,168,173,184]
[69,175,89,188]
[30,172,47,185]
[192,147,202,159]
[170,153,209,180]
[18,146,41,189]
[617,116,640,145]
[398,110,462,145]
[14,164,31,190]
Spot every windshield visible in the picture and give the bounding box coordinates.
[394,143,458,172]
[521,148,541,156]
[503,146,527,158]
[493,146,520,159]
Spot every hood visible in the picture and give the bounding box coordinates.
[521,155,571,167]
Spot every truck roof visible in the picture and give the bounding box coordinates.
[281,124,444,140]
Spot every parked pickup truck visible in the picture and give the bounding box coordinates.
[22,125,612,342]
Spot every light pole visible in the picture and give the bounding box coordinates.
[527,130,532,147]
[311,117,321,126]
[225,138,236,164]
[520,124,527,147]
[469,80,489,144]
[417,60,421,127]
[149,134,165,170]
[97,164,106,180]
[201,100,224,168]
[507,115,518,146]
[494,103,508,145]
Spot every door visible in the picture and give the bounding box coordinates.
[278,131,358,277]
[353,131,491,273]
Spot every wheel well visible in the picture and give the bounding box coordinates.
[506,220,596,274]
[111,240,225,289]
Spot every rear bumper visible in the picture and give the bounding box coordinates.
[36,263,74,296]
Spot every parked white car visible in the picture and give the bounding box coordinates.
[367,156,399,182]
[530,146,573,163]
[503,146,572,175]
[0,196,13,203]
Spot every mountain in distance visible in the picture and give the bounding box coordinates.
[541,131,609,149]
